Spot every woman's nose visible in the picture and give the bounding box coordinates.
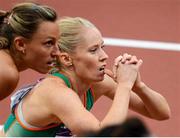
[52,44,60,56]
[100,50,109,61]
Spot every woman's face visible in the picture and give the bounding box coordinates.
[22,21,60,73]
[71,27,108,82]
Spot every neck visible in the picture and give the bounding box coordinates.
[59,69,91,97]
[9,49,28,71]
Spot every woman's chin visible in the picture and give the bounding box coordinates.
[96,75,105,82]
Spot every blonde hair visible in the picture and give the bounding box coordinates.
[51,17,99,72]
[58,17,97,53]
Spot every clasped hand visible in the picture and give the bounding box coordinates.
[106,53,143,89]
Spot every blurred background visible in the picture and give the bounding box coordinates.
[0,0,179,136]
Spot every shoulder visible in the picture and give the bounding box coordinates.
[0,58,19,80]
[37,75,79,100]
[0,61,19,100]
[0,50,19,81]
[35,76,81,114]
[39,75,70,90]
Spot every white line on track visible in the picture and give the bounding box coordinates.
[104,37,180,51]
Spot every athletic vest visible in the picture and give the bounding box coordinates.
[4,73,94,137]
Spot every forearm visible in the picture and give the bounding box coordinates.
[134,82,171,120]
[100,84,131,127]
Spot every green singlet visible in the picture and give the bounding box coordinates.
[3,72,94,137]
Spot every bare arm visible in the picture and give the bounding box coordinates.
[97,74,171,120]
[45,61,139,136]
[0,67,19,100]
[129,73,171,120]
[93,54,171,120]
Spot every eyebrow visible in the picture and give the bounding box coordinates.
[89,40,105,48]
[95,41,104,46]
[43,36,58,41]
[46,36,56,39]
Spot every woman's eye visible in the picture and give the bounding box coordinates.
[89,48,97,53]
[45,41,54,47]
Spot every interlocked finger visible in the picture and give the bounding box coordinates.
[125,55,138,64]
[114,55,123,66]
[121,53,132,63]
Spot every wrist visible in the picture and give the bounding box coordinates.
[117,82,134,90]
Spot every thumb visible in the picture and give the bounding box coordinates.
[137,59,143,68]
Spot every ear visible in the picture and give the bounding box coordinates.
[13,36,27,54]
[58,52,73,67]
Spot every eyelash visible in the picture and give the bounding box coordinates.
[90,45,105,53]
[90,48,97,52]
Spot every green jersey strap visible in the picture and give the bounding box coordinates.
[52,72,71,88]
[52,72,94,110]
